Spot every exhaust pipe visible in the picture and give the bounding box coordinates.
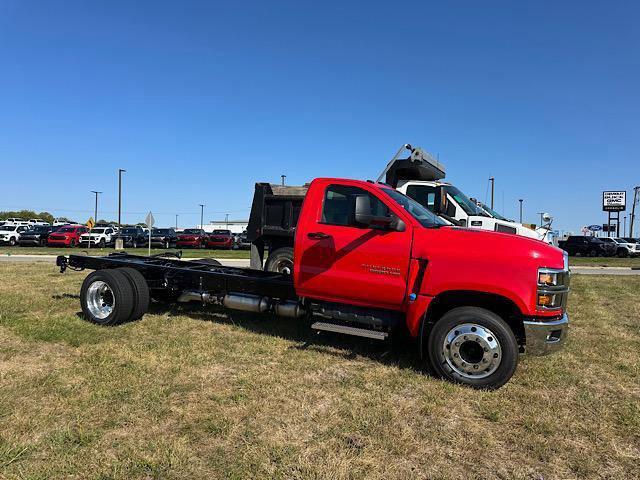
[176,290,305,317]
[274,301,305,318]
[177,291,212,303]
[223,294,269,313]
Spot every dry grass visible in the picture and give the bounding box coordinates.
[0,263,638,479]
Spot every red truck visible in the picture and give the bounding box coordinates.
[47,225,89,247]
[56,178,569,389]
[176,228,208,248]
[206,229,234,249]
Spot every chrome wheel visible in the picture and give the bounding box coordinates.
[273,259,293,275]
[443,323,502,379]
[86,280,115,320]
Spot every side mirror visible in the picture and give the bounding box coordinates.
[353,194,405,231]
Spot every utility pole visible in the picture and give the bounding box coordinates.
[623,215,627,237]
[537,212,544,228]
[199,204,205,230]
[489,177,495,209]
[175,214,178,230]
[518,199,523,223]
[281,175,286,186]
[630,186,639,237]
[91,191,102,222]
[225,213,229,229]
[118,169,126,226]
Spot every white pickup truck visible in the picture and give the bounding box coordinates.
[79,227,116,248]
[0,224,30,245]
[380,145,553,243]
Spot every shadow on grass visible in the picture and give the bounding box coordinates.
[146,301,428,374]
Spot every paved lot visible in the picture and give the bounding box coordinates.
[1,254,639,275]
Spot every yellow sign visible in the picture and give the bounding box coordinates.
[86,217,95,230]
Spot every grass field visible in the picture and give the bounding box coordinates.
[0,264,638,479]
[0,246,250,259]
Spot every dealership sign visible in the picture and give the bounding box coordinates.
[602,191,626,212]
[588,224,602,231]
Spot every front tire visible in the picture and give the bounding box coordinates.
[9,237,16,246]
[80,270,136,325]
[265,247,294,275]
[426,307,519,389]
[99,238,106,248]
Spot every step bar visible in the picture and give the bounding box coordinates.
[311,322,388,340]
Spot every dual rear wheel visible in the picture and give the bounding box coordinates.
[80,268,150,325]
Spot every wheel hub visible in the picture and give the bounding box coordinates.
[86,281,115,319]
[443,323,502,379]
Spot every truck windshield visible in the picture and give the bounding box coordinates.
[445,186,488,216]
[478,202,509,221]
[381,188,447,228]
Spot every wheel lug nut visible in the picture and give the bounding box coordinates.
[484,347,488,352]
[463,335,468,340]
[473,365,478,369]
[493,353,499,358]
[453,353,459,358]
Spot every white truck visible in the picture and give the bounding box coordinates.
[0,224,30,245]
[79,227,116,248]
[379,145,553,243]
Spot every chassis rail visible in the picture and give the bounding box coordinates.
[57,253,296,300]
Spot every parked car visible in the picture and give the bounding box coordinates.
[206,229,234,249]
[47,225,89,247]
[27,218,50,226]
[0,224,30,245]
[113,226,148,248]
[176,228,208,248]
[233,230,251,250]
[609,237,640,257]
[19,225,60,246]
[558,236,609,256]
[150,228,178,248]
[2,218,29,227]
[79,227,116,248]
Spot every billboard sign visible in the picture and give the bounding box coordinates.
[602,191,626,212]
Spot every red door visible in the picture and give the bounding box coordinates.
[295,182,413,310]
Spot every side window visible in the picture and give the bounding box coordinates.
[406,185,437,213]
[321,185,389,227]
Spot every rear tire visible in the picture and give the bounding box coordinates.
[9,237,16,246]
[617,248,628,258]
[80,270,136,325]
[426,307,519,389]
[118,268,150,320]
[265,247,294,275]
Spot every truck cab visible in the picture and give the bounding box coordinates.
[381,145,551,242]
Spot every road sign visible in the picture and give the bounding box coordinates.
[588,224,602,231]
[603,191,626,212]
[145,212,155,228]
[86,217,95,229]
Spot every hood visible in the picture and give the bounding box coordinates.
[411,226,565,308]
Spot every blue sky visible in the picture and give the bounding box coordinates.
[0,1,638,233]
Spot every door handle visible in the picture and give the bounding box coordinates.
[307,231,330,240]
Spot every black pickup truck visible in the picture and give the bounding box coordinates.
[113,226,148,248]
[558,236,609,256]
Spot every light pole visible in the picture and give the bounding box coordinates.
[630,186,639,237]
[281,175,286,186]
[225,213,229,229]
[91,191,102,222]
[118,169,126,226]
[489,177,495,209]
[175,214,178,230]
[518,199,523,223]
[623,215,627,236]
[199,204,205,230]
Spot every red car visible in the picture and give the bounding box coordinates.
[176,228,207,248]
[47,225,88,247]
[206,229,233,249]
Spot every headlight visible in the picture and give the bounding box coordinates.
[536,263,570,311]
[538,271,559,286]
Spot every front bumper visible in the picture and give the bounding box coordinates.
[523,314,569,355]
[19,238,42,245]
